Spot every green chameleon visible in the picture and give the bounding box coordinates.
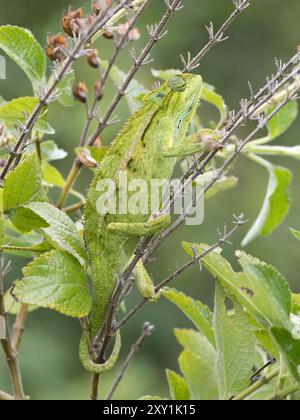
[80,74,204,373]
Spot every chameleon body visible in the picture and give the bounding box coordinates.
[80,74,204,373]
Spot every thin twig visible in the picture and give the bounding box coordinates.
[0,252,25,400]
[115,215,247,331]
[267,384,300,401]
[0,0,142,184]
[182,0,252,71]
[106,322,154,400]
[11,304,28,352]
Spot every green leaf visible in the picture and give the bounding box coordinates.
[204,175,238,200]
[4,288,37,315]
[178,349,219,401]
[101,60,148,113]
[292,294,300,315]
[242,158,292,246]
[0,26,46,93]
[24,202,87,265]
[42,163,65,188]
[202,84,227,127]
[0,97,54,134]
[163,287,215,346]
[151,68,180,80]
[40,141,67,162]
[214,284,257,400]
[267,101,298,141]
[271,328,300,382]
[237,251,291,328]
[3,154,48,232]
[13,250,91,318]
[57,70,75,107]
[184,243,291,330]
[166,370,190,400]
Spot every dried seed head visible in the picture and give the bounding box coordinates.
[78,149,98,168]
[87,49,100,69]
[73,82,89,103]
[92,0,113,16]
[46,34,67,62]
[102,30,114,40]
[62,7,85,37]
[95,81,104,101]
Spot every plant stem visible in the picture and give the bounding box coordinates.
[232,368,280,400]
[267,384,300,401]
[106,323,154,401]
[11,304,28,352]
[0,253,25,400]
[57,162,81,209]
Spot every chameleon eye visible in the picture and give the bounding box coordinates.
[168,76,186,92]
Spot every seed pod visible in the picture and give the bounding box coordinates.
[62,7,84,37]
[87,49,100,69]
[102,30,114,40]
[95,81,104,101]
[46,34,67,62]
[78,149,98,168]
[73,82,89,103]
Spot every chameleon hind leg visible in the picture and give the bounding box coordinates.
[108,213,171,236]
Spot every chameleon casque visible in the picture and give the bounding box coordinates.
[80,74,204,373]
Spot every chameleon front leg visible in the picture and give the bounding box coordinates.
[108,213,171,236]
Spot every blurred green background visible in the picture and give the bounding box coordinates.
[0,0,300,400]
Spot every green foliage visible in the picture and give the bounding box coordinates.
[13,250,91,318]
[3,154,48,232]
[147,245,300,400]
[267,102,298,141]
[0,97,54,134]
[0,25,46,93]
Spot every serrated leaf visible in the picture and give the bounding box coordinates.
[57,70,75,107]
[0,97,54,134]
[0,26,46,93]
[178,349,218,401]
[13,250,91,318]
[166,370,190,400]
[3,154,48,232]
[267,101,298,141]
[42,163,65,188]
[242,160,292,246]
[185,243,291,330]
[24,202,87,265]
[271,327,300,382]
[163,288,215,346]
[214,284,257,400]
[101,60,148,113]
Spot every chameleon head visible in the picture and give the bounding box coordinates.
[146,73,203,136]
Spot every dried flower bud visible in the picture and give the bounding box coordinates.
[73,82,89,103]
[46,34,67,62]
[92,2,101,16]
[87,49,100,69]
[117,23,141,42]
[95,81,104,101]
[102,30,114,40]
[62,7,84,37]
[92,0,113,16]
[78,149,98,168]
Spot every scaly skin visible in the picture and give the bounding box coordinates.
[80,74,203,372]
